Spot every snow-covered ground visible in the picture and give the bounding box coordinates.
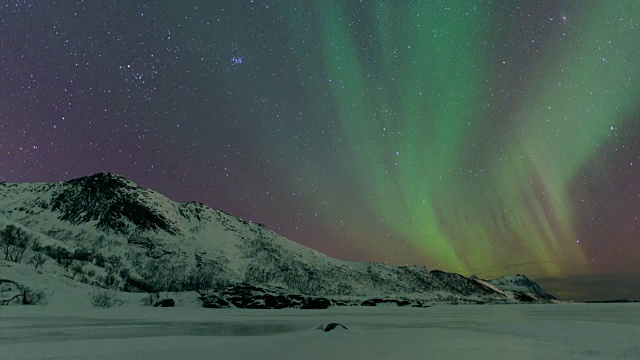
[2,303,639,360]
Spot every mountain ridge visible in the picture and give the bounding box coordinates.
[0,173,556,304]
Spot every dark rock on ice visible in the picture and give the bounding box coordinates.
[317,323,348,332]
[153,299,175,307]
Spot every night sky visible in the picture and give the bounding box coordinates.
[2,1,639,301]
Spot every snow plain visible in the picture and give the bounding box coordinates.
[2,303,639,360]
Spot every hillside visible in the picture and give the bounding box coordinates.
[0,173,555,305]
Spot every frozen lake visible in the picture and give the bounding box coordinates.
[2,303,639,359]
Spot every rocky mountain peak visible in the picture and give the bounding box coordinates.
[67,172,136,191]
[49,173,180,235]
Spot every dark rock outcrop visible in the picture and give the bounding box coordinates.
[153,299,175,307]
[317,323,348,332]
[198,284,332,309]
[50,173,180,235]
[360,297,428,308]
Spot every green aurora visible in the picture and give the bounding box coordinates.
[306,1,640,281]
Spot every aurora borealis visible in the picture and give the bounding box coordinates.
[2,1,639,300]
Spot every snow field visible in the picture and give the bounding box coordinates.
[2,303,639,360]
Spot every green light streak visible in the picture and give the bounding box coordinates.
[314,1,639,277]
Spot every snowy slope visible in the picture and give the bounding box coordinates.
[0,173,552,303]
[485,274,556,301]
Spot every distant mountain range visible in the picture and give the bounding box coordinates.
[0,173,556,306]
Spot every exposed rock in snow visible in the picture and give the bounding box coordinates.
[153,299,175,307]
[317,323,349,332]
[360,298,429,307]
[198,284,332,309]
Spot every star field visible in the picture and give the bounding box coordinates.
[1,1,639,300]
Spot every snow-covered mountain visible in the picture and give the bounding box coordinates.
[484,274,557,302]
[0,173,555,304]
